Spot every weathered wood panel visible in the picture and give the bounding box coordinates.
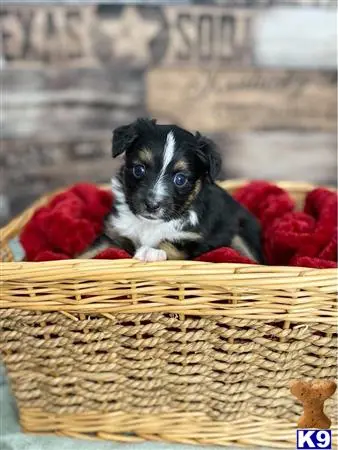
[1,5,336,70]
[216,132,337,185]
[147,68,336,132]
[1,68,146,140]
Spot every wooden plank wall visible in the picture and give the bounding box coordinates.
[0,1,337,225]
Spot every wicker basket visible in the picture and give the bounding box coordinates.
[0,180,337,448]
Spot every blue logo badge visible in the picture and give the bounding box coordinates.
[296,429,332,449]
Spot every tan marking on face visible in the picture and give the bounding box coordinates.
[184,179,202,209]
[174,160,189,171]
[158,241,186,260]
[138,148,152,164]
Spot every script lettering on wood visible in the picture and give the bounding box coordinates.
[161,6,253,66]
[146,68,337,132]
[0,6,95,65]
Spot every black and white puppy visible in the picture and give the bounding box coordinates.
[101,118,264,263]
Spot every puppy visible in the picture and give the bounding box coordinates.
[94,118,264,263]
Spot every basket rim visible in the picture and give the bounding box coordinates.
[1,256,338,278]
[2,257,336,322]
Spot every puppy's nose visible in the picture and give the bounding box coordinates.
[145,198,161,213]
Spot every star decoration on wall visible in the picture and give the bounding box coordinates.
[100,7,161,66]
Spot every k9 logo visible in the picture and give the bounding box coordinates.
[297,430,332,449]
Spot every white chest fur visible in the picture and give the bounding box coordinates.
[109,178,198,250]
[111,209,184,248]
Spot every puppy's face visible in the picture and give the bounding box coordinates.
[112,118,221,221]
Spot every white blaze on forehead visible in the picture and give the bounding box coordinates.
[162,131,176,171]
[153,131,176,199]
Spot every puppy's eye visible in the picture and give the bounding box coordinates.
[173,173,187,187]
[132,164,146,179]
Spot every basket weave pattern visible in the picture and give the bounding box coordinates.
[0,180,337,447]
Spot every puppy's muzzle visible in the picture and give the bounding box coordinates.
[145,197,161,214]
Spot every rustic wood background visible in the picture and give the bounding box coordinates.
[1,1,337,226]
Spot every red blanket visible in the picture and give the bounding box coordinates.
[20,181,337,269]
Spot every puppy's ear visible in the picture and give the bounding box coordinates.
[112,118,157,158]
[112,123,137,158]
[195,132,222,182]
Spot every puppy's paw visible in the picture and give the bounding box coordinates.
[134,247,167,262]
